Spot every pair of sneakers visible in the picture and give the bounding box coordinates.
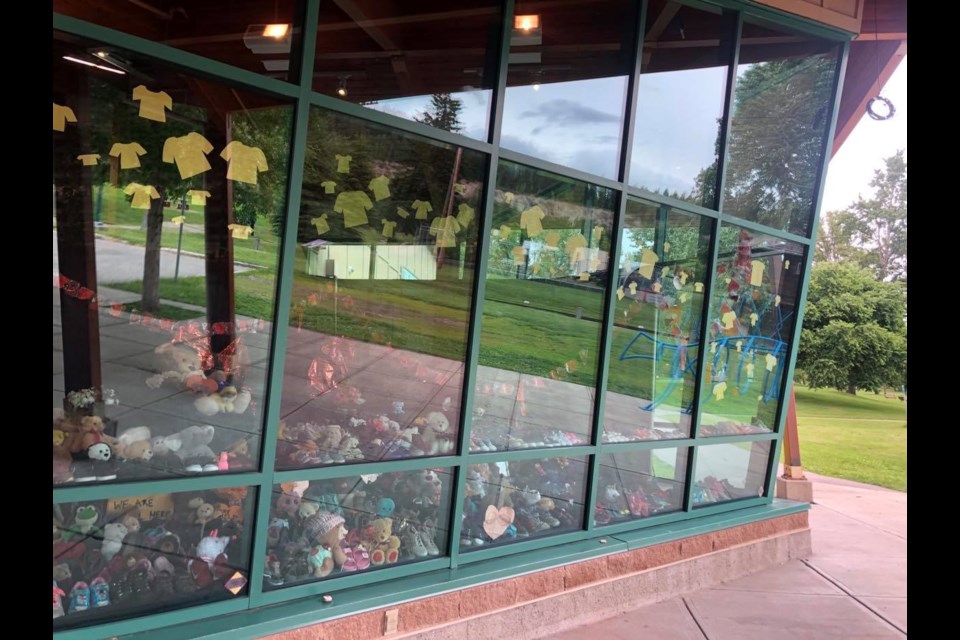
[69,581,91,613]
[185,462,220,473]
[470,436,497,452]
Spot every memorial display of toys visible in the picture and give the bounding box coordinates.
[262,471,449,588]
[52,490,251,626]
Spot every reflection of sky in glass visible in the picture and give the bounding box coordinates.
[500,77,628,179]
[630,67,727,198]
[363,89,492,142]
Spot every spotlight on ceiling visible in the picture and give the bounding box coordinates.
[336,76,350,97]
[244,24,291,54]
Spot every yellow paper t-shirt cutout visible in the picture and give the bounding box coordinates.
[544,231,560,248]
[163,133,214,179]
[694,282,704,293]
[765,353,777,372]
[616,287,625,301]
[53,103,77,132]
[221,141,268,185]
[123,182,160,209]
[132,85,173,122]
[628,282,638,295]
[412,199,433,220]
[188,190,211,206]
[504,192,515,204]
[638,248,658,279]
[335,154,352,173]
[457,203,475,227]
[511,246,525,265]
[579,272,590,281]
[77,154,100,166]
[499,225,512,238]
[334,191,374,228]
[722,310,737,330]
[321,181,337,194]
[171,215,186,225]
[750,312,759,326]
[110,142,148,169]
[396,207,410,219]
[228,224,254,239]
[712,381,727,401]
[382,219,397,238]
[520,205,546,237]
[311,215,329,235]
[369,176,391,201]
[750,260,765,286]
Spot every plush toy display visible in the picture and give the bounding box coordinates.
[53,488,252,623]
[368,518,401,565]
[418,412,455,456]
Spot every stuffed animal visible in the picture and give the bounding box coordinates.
[214,487,248,523]
[68,416,115,454]
[194,385,252,417]
[306,544,335,577]
[316,424,343,453]
[194,532,231,569]
[298,500,321,520]
[101,522,128,561]
[114,426,154,461]
[275,491,301,517]
[194,503,219,528]
[338,435,363,460]
[419,412,455,455]
[302,511,348,570]
[151,434,182,456]
[74,505,99,535]
[146,343,205,390]
[173,425,217,463]
[368,518,401,565]
[122,515,141,533]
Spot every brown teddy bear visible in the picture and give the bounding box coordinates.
[369,517,401,565]
[302,511,348,573]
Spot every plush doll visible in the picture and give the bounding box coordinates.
[223,437,255,469]
[298,500,321,521]
[68,416,116,454]
[194,384,253,417]
[302,511,348,571]
[194,503,220,529]
[151,434,182,456]
[101,522,128,561]
[418,412,455,455]
[368,518,401,565]
[316,424,344,456]
[275,491,301,517]
[73,442,116,483]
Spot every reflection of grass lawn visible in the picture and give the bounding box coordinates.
[795,386,906,491]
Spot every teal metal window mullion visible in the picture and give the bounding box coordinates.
[246,0,321,609]
[447,0,515,570]
[761,39,851,501]
[583,0,647,533]
[712,9,742,213]
[683,216,723,512]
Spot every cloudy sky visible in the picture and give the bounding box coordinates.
[363,54,907,215]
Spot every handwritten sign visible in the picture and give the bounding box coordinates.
[107,494,174,521]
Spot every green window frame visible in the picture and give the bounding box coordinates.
[51,1,851,637]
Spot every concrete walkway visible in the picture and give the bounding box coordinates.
[547,474,907,639]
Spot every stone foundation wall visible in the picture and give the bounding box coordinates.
[263,512,810,640]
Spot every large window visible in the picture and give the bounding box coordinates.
[53,32,291,487]
[52,1,845,635]
[275,108,486,470]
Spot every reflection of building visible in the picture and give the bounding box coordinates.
[52,2,905,639]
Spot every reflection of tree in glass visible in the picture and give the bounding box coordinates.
[721,54,837,233]
[414,94,464,133]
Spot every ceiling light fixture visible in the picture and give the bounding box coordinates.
[336,76,349,97]
[243,24,292,55]
[262,23,289,39]
[514,15,540,32]
[63,55,126,75]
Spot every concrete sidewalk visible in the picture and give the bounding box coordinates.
[547,474,907,639]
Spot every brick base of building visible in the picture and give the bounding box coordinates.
[263,512,810,640]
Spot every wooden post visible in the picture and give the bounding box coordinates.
[781,385,805,479]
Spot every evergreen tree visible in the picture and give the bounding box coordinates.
[415,94,464,133]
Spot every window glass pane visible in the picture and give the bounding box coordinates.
[629,1,732,208]
[53,32,290,486]
[693,441,770,505]
[461,456,588,550]
[275,108,486,471]
[53,486,256,629]
[595,448,688,525]
[53,1,301,82]
[722,22,841,235]
[499,0,638,179]
[700,225,805,437]
[313,1,503,141]
[264,469,453,589]
[473,161,615,452]
[603,199,711,442]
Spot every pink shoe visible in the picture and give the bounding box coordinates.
[341,547,358,572]
[354,547,371,570]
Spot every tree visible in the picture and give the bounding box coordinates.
[815,209,866,265]
[415,94,464,133]
[845,150,907,282]
[797,263,906,394]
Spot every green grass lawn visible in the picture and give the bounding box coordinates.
[794,386,906,492]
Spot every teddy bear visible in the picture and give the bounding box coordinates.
[368,518,401,565]
[114,426,153,460]
[101,522,128,561]
[275,490,302,517]
[418,412,455,456]
[302,511,348,570]
[122,515,141,533]
[338,434,364,460]
[194,502,220,528]
[146,343,206,390]
[68,415,116,454]
[298,500,321,521]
